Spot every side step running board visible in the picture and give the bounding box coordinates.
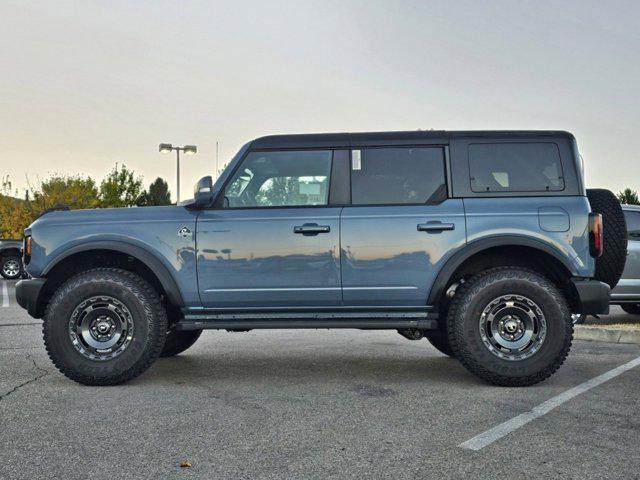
[176,311,438,331]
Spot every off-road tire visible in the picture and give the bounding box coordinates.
[447,267,573,387]
[1,254,22,279]
[621,304,640,316]
[43,268,167,386]
[425,331,455,357]
[586,189,627,289]
[160,330,202,357]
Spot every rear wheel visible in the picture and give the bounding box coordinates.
[160,330,202,357]
[425,331,455,357]
[425,304,455,357]
[43,268,167,385]
[1,254,22,279]
[621,304,640,316]
[448,267,572,386]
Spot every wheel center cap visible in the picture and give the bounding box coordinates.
[504,319,518,333]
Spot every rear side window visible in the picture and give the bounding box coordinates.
[624,211,640,240]
[469,143,564,193]
[350,147,446,205]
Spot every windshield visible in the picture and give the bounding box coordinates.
[212,142,252,192]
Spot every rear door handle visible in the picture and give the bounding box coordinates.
[294,223,331,236]
[417,222,455,233]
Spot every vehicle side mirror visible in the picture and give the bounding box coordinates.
[194,176,214,207]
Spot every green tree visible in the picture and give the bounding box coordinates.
[31,175,99,211]
[255,177,301,206]
[1,174,101,238]
[99,164,143,208]
[618,188,640,205]
[0,177,33,238]
[137,177,172,206]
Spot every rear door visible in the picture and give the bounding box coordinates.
[340,146,466,306]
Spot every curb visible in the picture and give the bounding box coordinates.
[575,326,640,345]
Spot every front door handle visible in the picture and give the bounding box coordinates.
[294,223,331,236]
[417,222,455,233]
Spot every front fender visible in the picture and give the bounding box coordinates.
[42,239,185,307]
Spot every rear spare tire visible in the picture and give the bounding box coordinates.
[586,189,627,289]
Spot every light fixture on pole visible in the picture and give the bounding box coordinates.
[158,143,197,203]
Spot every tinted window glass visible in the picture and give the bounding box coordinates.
[624,210,640,240]
[223,150,332,208]
[350,147,445,205]
[469,143,564,192]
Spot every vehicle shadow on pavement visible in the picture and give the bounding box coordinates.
[145,353,478,387]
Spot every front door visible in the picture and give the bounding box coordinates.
[196,149,342,308]
[340,146,466,306]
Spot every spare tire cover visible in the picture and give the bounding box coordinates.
[586,189,628,289]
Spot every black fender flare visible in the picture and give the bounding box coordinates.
[42,240,184,307]
[427,235,577,304]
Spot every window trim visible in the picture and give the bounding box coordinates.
[329,149,351,205]
[213,147,339,211]
[467,142,566,194]
[347,144,449,207]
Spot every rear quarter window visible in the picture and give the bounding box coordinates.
[469,143,564,193]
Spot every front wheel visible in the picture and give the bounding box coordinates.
[43,268,168,385]
[448,267,572,387]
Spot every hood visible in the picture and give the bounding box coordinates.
[30,205,186,228]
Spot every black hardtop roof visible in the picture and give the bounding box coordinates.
[250,130,575,149]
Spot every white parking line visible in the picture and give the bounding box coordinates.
[459,355,640,451]
[1,281,8,307]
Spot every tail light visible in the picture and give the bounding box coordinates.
[589,213,603,258]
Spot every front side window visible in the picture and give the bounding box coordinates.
[624,211,640,240]
[223,150,332,208]
[469,143,564,192]
[350,147,446,205]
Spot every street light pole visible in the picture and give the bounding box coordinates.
[176,148,180,203]
[159,143,197,204]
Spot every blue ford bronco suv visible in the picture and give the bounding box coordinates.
[16,131,627,386]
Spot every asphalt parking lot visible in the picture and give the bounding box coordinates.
[1,279,639,480]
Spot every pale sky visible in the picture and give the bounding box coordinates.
[1,0,639,201]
